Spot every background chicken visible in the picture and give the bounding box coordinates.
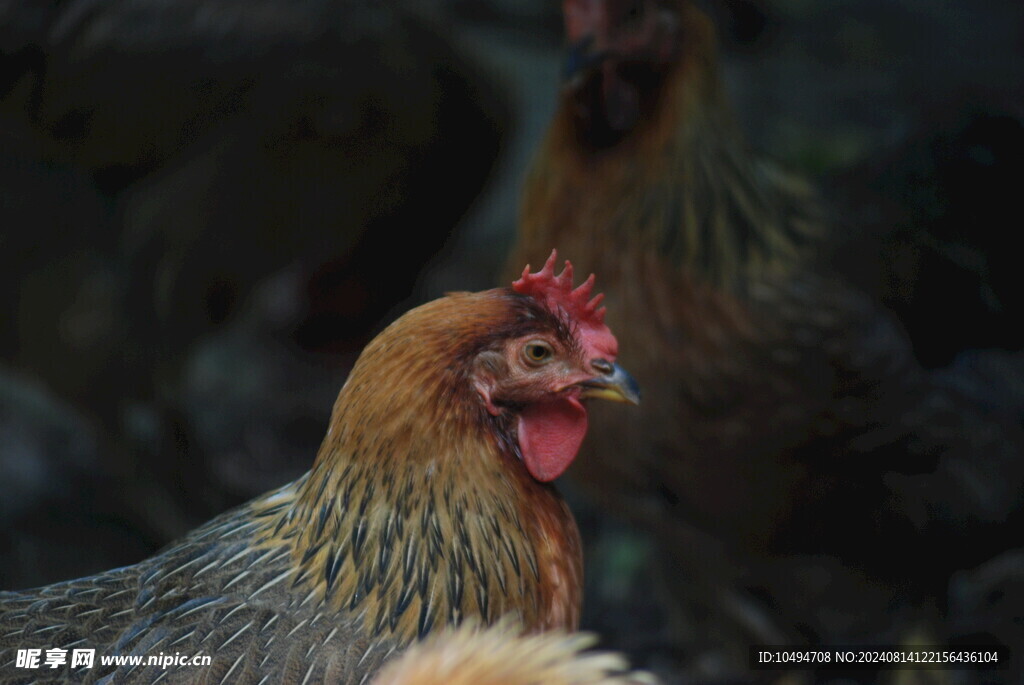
[0,260,638,683]
[509,0,1024,679]
[0,0,505,589]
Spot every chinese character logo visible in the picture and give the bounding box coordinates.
[15,649,41,669]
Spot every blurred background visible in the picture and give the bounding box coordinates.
[1,0,1022,682]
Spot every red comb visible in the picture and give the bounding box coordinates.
[512,250,607,326]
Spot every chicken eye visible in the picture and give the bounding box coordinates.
[522,341,554,365]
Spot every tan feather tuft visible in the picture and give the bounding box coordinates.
[371,620,659,685]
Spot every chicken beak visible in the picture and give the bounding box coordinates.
[577,362,641,405]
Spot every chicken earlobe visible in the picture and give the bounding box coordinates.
[517,396,588,482]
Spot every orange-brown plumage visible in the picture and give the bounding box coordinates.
[1,263,637,684]
[273,288,590,639]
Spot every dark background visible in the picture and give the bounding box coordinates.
[1,1,1022,682]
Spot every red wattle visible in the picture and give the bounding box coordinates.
[517,397,588,482]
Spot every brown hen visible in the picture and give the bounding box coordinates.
[0,259,638,684]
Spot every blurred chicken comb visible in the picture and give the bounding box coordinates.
[513,250,607,326]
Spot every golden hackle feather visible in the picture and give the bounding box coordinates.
[253,290,582,642]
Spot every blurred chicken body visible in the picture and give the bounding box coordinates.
[0,259,638,684]
[511,0,1024,652]
[0,0,507,592]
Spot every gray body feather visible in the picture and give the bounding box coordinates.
[0,482,400,685]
